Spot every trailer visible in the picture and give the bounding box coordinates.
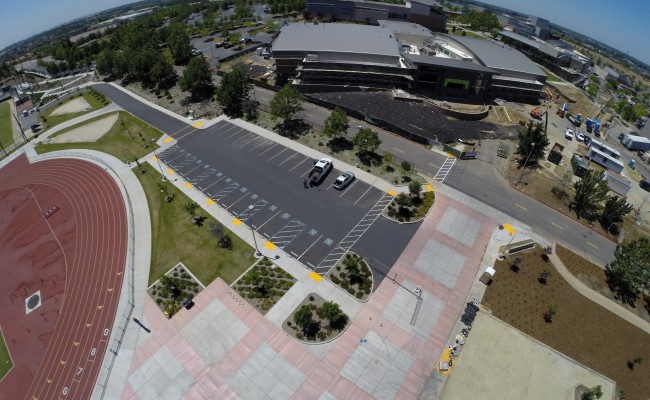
[621,134,650,152]
[566,113,582,127]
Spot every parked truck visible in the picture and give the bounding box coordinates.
[585,119,600,136]
[309,158,333,186]
[566,113,582,127]
[621,134,650,152]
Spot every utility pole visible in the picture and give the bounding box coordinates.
[13,113,27,142]
[516,142,535,184]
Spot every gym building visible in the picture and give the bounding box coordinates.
[271,21,546,103]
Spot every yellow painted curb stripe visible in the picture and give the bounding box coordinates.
[503,223,516,235]
[151,156,157,161]
[167,169,175,174]
[447,153,456,158]
[233,218,242,226]
[207,199,214,205]
[163,137,174,143]
[193,121,203,128]
[426,184,433,192]
[185,182,192,188]
[387,190,397,196]
[309,272,322,282]
[264,241,276,250]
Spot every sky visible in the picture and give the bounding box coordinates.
[0,0,133,51]
[478,0,650,66]
[0,0,649,66]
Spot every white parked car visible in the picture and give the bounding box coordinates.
[565,128,574,140]
[333,172,355,190]
[576,131,585,142]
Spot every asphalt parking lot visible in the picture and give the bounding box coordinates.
[159,120,395,274]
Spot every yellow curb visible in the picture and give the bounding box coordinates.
[193,121,203,128]
[387,190,397,196]
[503,223,516,235]
[163,137,174,143]
[207,199,214,205]
[447,153,456,158]
[309,272,322,282]
[151,156,158,161]
[426,184,433,192]
[167,169,175,175]
[264,241,276,250]
[434,348,453,376]
[185,182,192,188]
[233,218,242,226]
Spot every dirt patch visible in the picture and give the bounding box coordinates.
[51,113,118,143]
[50,97,91,115]
[483,245,650,400]
[556,244,650,323]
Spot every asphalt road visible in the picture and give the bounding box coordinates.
[94,82,618,266]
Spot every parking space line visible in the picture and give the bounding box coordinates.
[257,210,282,230]
[298,234,323,259]
[225,127,245,140]
[288,156,310,172]
[277,151,297,166]
[340,180,359,197]
[353,185,374,205]
[248,137,270,152]
[226,191,251,210]
[230,131,254,146]
[258,143,278,157]
[268,148,287,161]
[203,175,226,191]
[213,124,239,137]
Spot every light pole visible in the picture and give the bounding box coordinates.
[247,205,261,256]
[516,142,535,184]
[151,138,167,181]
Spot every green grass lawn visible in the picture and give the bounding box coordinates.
[540,66,562,82]
[40,88,111,130]
[136,163,256,285]
[0,101,13,148]
[34,111,163,163]
[0,331,13,379]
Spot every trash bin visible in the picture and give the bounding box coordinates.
[629,159,636,168]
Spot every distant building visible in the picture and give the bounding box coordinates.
[272,21,546,103]
[305,0,446,33]
[497,14,550,40]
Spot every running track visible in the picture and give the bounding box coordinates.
[0,154,127,400]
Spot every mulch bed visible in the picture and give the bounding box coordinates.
[326,252,373,302]
[233,257,296,315]
[148,263,203,318]
[282,293,349,343]
[556,244,650,323]
[483,245,650,400]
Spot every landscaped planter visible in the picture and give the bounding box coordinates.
[384,191,435,223]
[327,252,373,302]
[233,257,296,314]
[147,262,204,318]
[283,293,349,343]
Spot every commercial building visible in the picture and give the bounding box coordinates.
[272,21,546,103]
[305,0,446,32]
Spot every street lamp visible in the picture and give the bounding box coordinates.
[516,142,535,184]
[247,205,262,257]
[151,138,167,181]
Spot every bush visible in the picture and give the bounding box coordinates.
[347,287,356,295]
[296,332,304,340]
[331,276,341,284]
[309,295,315,301]
[317,331,327,341]
[401,161,412,171]
[355,291,364,299]
[341,281,350,289]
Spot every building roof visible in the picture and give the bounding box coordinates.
[273,23,401,59]
[499,30,541,49]
[378,20,433,37]
[410,0,443,7]
[404,54,496,73]
[446,34,544,77]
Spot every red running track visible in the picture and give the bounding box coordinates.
[0,154,127,400]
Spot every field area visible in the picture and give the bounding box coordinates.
[482,245,650,400]
[0,331,12,379]
[136,163,255,286]
[40,89,110,130]
[34,112,163,163]
[0,101,13,148]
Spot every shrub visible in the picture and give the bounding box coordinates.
[347,287,356,295]
[296,332,304,340]
[331,276,341,284]
[336,266,341,271]
[287,321,292,327]
[401,160,412,171]
[317,331,327,341]
[156,298,163,304]
[309,295,315,301]
[341,281,350,289]
[355,291,364,299]
[398,216,405,222]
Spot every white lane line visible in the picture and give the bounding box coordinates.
[268,148,287,161]
[289,156,309,172]
[258,143,278,157]
[278,151,297,166]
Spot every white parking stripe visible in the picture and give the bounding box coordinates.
[257,210,282,230]
[258,143,278,157]
[288,156,309,172]
[340,179,359,197]
[268,148,287,161]
[354,185,374,205]
[298,235,323,259]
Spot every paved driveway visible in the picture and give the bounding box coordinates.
[159,120,392,272]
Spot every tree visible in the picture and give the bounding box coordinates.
[323,107,349,139]
[216,66,252,115]
[353,128,381,153]
[600,196,633,229]
[317,301,343,322]
[293,305,313,329]
[517,121,549,166]
[605,238,650,301]
[167,23,192,65]
[185,201,198,215]
[270,84,303,120]
[582,385,603,400]
[179,56,214,100]
[544,304,558,323]
[409,180,423,198]
[571,170,609,219]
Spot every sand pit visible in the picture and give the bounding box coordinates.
[51,113,119,144]
[50,97,92,115]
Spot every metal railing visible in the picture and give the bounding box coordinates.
[35,151,136,399]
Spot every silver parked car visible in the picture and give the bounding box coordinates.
[333,171,355,190]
